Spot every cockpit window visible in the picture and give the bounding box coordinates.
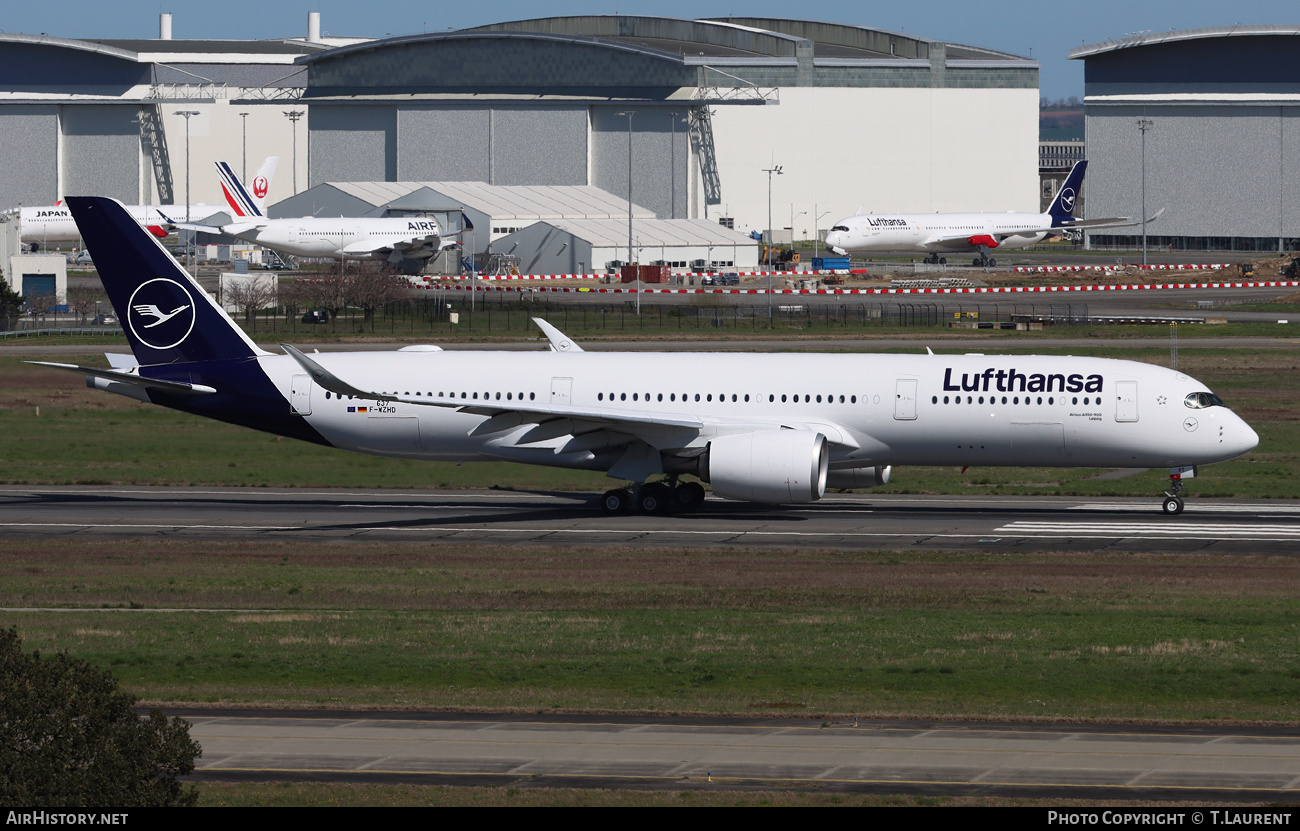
[831,225,849,232]
[1184,392,1225,409]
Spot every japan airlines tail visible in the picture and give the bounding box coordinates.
[35,197,1256,516]
[823,161,1156,267]
[14,155,277,247]
[217,156,279,218]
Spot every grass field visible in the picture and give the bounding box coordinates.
[5,539,1300,722]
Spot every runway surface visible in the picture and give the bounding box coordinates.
[178,710,1300,801]
[2,486,1299,553]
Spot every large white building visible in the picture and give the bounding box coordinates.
[0,15,1039,251]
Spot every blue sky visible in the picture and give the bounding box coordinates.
[8,1,1297,100]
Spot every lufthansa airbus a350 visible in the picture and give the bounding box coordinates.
[35,197,1257,516]
[823,161,1150,267]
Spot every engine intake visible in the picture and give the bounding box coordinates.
[703,430,828,504]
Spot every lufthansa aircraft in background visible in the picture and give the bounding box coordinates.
[35,197,1256,516]
[824,161,1151,266]
[13,157,279,248]
[165,162,469,273]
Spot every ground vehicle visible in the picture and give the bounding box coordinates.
[302,310,330,324]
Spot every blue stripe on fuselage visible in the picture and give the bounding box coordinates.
[141,358,332,447]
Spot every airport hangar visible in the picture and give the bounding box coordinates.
[269,179,760,273]
[1071,26,1300,253]
[0,15,1039,258]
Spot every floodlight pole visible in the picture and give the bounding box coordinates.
[618,110,637,315]
[284,109,305,195]
[1137,117,1153,267]
[669,111,677,219]
[239,111,249,182]
[763,165,783,318]
[175,110,200,276]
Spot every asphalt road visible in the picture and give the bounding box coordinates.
[176,710,1300,801]
[3,486,1299,554]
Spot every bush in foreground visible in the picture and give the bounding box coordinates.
[0,628,200,806]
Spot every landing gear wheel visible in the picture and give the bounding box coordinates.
[988,258,996,267]
[939,257,947,265]
[1162,496,1184,515]
[674,481,706,510]
[601,488,632,514]
[637,482,671,514]
[973,257,982,267]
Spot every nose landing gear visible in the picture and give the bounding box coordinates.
[1161,466,1196,515]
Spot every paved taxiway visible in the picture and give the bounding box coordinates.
[178,710,1300,801]
[2,486,1299,553]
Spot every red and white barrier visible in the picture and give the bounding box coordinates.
[1013,263,1231,273]
[412,279,1300,296]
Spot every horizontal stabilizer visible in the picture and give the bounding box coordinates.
[27,362,216,395]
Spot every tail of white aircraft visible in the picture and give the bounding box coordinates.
[217,156,278,218]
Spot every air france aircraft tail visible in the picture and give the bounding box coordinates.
[1046,160,1087,225]
[218,156,279,218]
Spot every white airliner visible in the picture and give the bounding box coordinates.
[166,162,467,273]
[13,157,279,249]
[35,197,1258,516]
[824,161,1146,266]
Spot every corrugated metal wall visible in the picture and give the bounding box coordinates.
[1086,105,1300,241]
[0,106,58,208]
[61,105,139,203]
[591,107,687,220]
[308,106,395,186]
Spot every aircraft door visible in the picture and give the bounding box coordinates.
[290,374,312,415]
[1115,380,1138,422]
[551,377,573,406]
[894,379,917,420]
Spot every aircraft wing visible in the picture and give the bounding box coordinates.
[1054,208,1162,231]
[348,234,444,260]
[279,342,865,458]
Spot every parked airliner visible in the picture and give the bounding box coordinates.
[824,161,1145,266]
[13,157,278,248]
[36,197,1257,516]
[166,162,468,274]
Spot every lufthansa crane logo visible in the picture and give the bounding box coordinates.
[1059,188,1077,213]
[252,176,269,199]
[127,278,196,350]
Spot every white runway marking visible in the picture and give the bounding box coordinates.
[997,521,1300,540]
[1072,503,1300,514]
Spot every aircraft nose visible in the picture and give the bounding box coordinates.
[1229,417,1260,457]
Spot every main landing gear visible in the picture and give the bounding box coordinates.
[923,254,947,265]
[601,478,706,514]
[972,248,997,268]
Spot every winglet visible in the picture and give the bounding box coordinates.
[280,344,385,400]
[532,317,584,353]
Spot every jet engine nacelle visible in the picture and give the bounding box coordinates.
[825,465,891,490]
[702,430,828,503]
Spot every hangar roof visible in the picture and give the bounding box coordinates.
[1069,25,1300,60]
[293,182,656,220]
[532,218,755,248]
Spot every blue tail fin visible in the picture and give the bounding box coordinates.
[1047,160,1087,225]
[65,197,269,366]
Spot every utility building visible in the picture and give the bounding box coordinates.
[1071,26,1300,252]
[493,218,758,275]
